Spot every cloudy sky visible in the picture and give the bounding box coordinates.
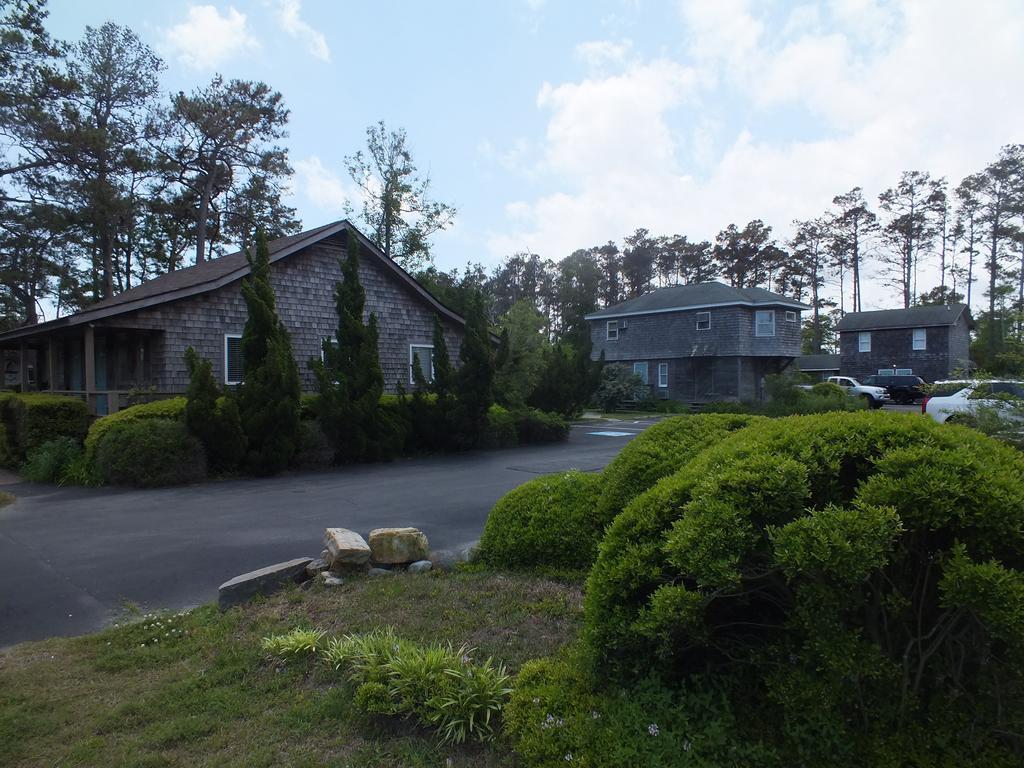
[48,0,1024,310]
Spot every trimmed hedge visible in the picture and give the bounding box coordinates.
[583,411,1024,765]
[292,420,333,470]
[512,407,569,444]
[92,418,206,487]
[595,413,762,523]
[0,392,90,462]
[84,397,187,458]
[476,470,605,570]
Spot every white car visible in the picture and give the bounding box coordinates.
[923,380,1024,423]
[823,376,891,409]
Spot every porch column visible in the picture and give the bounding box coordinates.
[47,340,56,392]
[18,342,28,392]
[84,325,96,414]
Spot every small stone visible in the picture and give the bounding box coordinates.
[368,567,394,577]
[218,558,313,610]
[368,527,429,564]
[306,558,329,577]
[407,560,433,574]
[324,528,371,566]
[320,573,345,587]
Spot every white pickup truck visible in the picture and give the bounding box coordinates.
[822,376,891,409]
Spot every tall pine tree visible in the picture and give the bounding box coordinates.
[237,230,300,475]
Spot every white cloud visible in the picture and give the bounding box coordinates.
[276,0,331,62]
[294,156,349,212]
[162,5,258,70]
[488,0,1024,310]
[574,39,632,71]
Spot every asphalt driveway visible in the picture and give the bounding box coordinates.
[0,419,655,647]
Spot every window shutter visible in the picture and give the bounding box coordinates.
[226,336,244,384]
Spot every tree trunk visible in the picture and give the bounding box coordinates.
[196,178,212,264]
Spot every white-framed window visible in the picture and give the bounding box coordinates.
[633,362,649,385]
[224,334,244,385]
[658,362,668,388]
[858,332,871,353]
[409,344,434,384]
[755,310,775,337]
[784,310,797,322]
[606,320,619,340]
[695,311,711,331]
[912,328,926,351]
[320,336,337,362]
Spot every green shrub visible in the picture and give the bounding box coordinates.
[93,418,206,487]
[84,397,187,458]
[584,411,1024,765]
[477,470,605,570]
[512,408,569,444]
[299,393,320,420]
[809,380,847,399]
[1,393,90,460]
[481,404,517,449]
[595,413,762,523]
[21,437,82,483]
[505,651,777,768]
[291,420,333,470]
[184,348,245,473]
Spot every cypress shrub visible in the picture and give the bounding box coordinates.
[310,231,386,462]
[448,290,495,449]
[184,347,245,473]
[237,230,301,475]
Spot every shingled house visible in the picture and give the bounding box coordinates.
[587,282,809,402]
[0,221,467,414]
[836,304,973,382]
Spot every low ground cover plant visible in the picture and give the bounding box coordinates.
[20,437,82,484]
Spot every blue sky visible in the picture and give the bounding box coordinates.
[47,1,1024,309]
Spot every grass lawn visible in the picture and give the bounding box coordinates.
[0,571,583,768]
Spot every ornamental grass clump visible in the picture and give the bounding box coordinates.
[581,410,1024,765]
[269,626,512,745]
[260,628,327,657]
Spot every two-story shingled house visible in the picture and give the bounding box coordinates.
[587,282,809,403]
[836,304,973,382]
[0,221,467,414]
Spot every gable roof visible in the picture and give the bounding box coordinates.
[0,221,467,343]
[585,281,810,320]
[835,304,972,332]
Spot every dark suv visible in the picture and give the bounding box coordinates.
[862,374,926,404]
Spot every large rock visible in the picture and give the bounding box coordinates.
[324,528,371,567]
[369,527,429,564]
[218,557,312,610]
